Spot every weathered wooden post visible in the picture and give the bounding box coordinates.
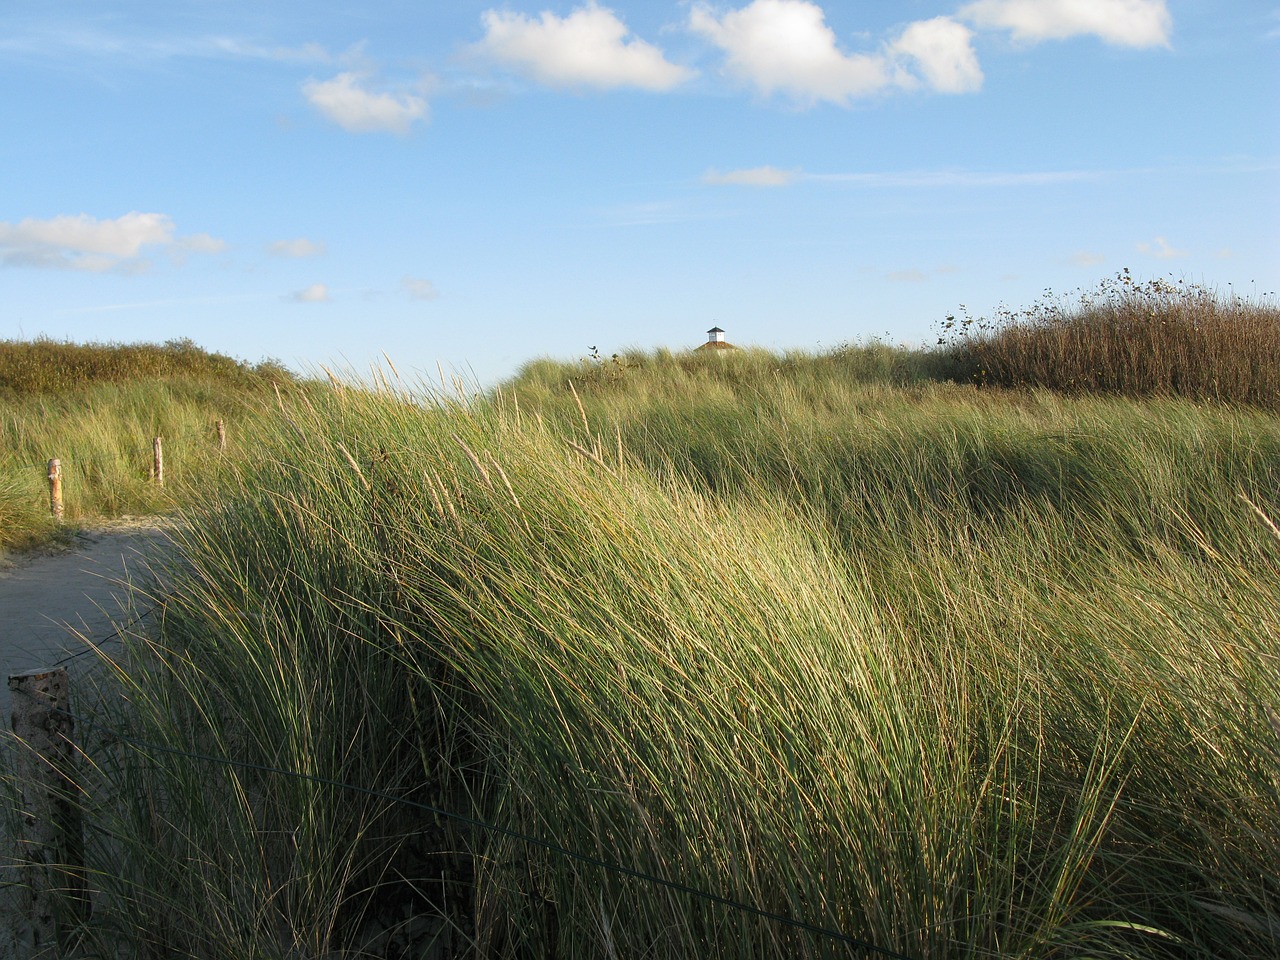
[47,459,63,522]
[215,419,226,453]
[9,668,88,952]
[152,436,163,486]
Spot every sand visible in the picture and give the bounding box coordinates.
[0,520,172,725]
[1,521,175,958]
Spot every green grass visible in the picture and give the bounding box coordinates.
[33,362,1277,959]
[4,284,1279,957]
[0,336,289,398]
[0,339,290,549]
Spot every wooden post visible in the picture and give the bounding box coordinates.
[47,459,63,522]
[215,419,226,453]
[152,436,163,486]
[9,668,88,952]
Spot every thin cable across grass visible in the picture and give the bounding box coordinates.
[53,706,914,960]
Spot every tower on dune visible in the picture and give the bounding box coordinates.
[696,326,738,351]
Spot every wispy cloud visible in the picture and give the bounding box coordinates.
[1136,235,1187,259]
[886,269,928,283]
[205,37,336,64]
[56,291,275,316]
[0,28,338,66]
[702,165,801,186]
[808,158,1276,188]
[696,165,1102,191]
[808,168,1099,187]
[472,3,694,91]
[269,237,326,258]
[289,282,331,303]
[1069,250,1106,267]
[401,276,440,301]
[177,233,227,254]
[0,211,223,272]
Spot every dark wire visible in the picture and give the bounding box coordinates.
[51,601,165,667]
[56,707,913,960]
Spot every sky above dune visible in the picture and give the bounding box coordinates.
[3,0,1277,385]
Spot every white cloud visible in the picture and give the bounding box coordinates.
[303,72,428,134]
[290,282,331,303]
[888,17,983,94]
[401,276,440,301]
[1136,235,1187,259]
[0,211,222,272]
[474,3,694,91]
[702,165,801,186]
[269,237,327,258]
[958,0,1172,47]
[689,3,982,103]
[689,0,893,105]
[2,211,172,257]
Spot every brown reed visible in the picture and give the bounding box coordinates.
[937,270,1280,407]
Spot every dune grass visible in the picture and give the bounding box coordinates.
[0,339,290,549]
[0,336,289,398]
[37,359,1279,958]
[4,283,1279,957]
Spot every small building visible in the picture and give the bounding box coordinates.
[696,326,738,351]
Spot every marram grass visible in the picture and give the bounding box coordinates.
[29,364,1278,959]
[0,338,288,548]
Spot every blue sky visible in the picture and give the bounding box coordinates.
[3,0,1277,386]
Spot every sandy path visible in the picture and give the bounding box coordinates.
[1,521,175,958]
[0,521,173,721]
